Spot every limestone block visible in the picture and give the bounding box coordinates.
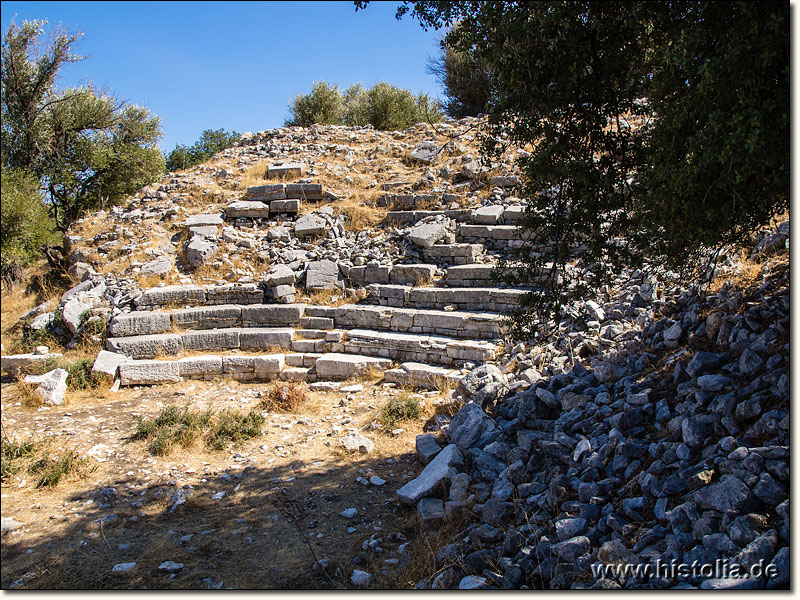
[225,201,270,219]
[472,205,505,225]
[109,311,171,337]
[185,236,217,268]
[407,222,450,249]
[267,162,306,178]
[270,199,300,213]
[247,183,286,201]
[409,141,439,163]
[205,283,263,305]
[396,444,464,505]
[241,304,305,326]
[91,350,129,379]
[1,353,63,376]
[135,285,205,308]
[263,264,296,287]
[24,368,69,405]
[503,205,525,223]
[314,353,391,379]
[294,214,327,238]
[106,334,183,359]
[488,175,521,188]
[188,225,219,238]
[178,355,223,377]
[119,360,180,385]
[239,328,294,350]
[181,328,240,351]
[184,214,223,227]
[254,354,285,375]
[171,305,241,330]
[222,356,257,373]
[285,183,323,200]
[305,260,340,290]
[62,297,92,334]
[389,264,436,285]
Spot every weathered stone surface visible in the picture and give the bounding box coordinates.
[24,368,69,405]
[254,354,285,374]
[106,333,183,359]
[181,328,239,351]
[185,236,217,268]
[389,264,436,285]
[472,205,505,225]
[409,141,439,163]
[91,350,128,379]
[694,475,759,515]
[62,297,92,334]
[178,355,223,377]
[184,214,223,227]
[136,285,205,307]
[238,328,294,350]
[267,162,305,178]
[241,304,305,326]
[286,183,322,200]
[314,353,391,379]
[139,256,173,276]
[225,201,270,219]
[171,305,241,330]
[270,199,300,213]
[305,260,340,290]
[448,403,501,452]
[109,311,171,337]
[263,264,297,287]
[119,360,180,386]
[396,444,464,505]
[294,214,327,239]
[246,183,285,201]
[552,536,591,562]
[416,433,443,464]
[341,432,375,453]
[407,222,450,249]
[418,498,446,522]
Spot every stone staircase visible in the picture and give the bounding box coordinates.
[109,187,540,390]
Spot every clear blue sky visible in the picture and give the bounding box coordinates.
[1,1,447,152]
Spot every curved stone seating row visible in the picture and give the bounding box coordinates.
[109,303,503,341]
[365,284,527,312]
[456,224,533,250]
[385,205,524,227]
[107,325,496,366]
[134,283,264,309]
[422,243,484,266]
[444,263,554,288]
[117,350,464,390]
[118,351,392,386]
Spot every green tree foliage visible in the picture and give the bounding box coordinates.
[426,34,491,118]
[285,80,344,127]
[1,166,57,284]
[164,128,240,172]
[2,20,165,233]
[286,80,443,130]
[365,1,788,337]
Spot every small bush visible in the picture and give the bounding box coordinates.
[164,128,240,172]
[285,81,344,127]
[1,436,94,487]
[260,383,307,412]
[132,406,264,456]
[379,393,421,429]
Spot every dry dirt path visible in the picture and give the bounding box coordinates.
[1,378,445,589]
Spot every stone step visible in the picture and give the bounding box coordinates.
[456,224,531,249]
[117,351,393,386]
[110,302,502,341]
[107,325,495,367]
[347,263,438,286]
[444,263,552,287]
[135,283,264,309]
[377,193,463,210]
[383,362,463,391]
[422,243,484,266]
[385,205,524,227]
[366,284,528,312]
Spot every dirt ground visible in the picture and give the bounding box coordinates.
[1,376,453,590]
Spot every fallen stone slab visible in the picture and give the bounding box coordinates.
[24,368,69,405]
[139,256,173,277]
[409,141,439,163]
[407,221,450,249]
[263,265,297,287]
[119,360,180,386]
[472,205,505,225]
[418,498,445,523]
[448,403,501,452]
[305,260,340,290]
[294,214,327,238]
[396,444,464,505]
[91,350,129,380]
[416,433,443,464]
[62,296,92,335]
[314,353,391,379]
[341,432,375,453]
[184,214,224,227]
[185,236,217,268]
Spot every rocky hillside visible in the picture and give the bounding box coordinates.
[1,117,790,589]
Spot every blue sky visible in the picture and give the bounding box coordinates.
[1,1,447,152]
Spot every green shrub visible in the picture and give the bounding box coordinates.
[379,393,421,429]
[2,435,93,487]
[164,128,240,172]
[131,406,263,456]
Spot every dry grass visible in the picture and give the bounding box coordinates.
[238,161,270,191]
[348,364,387,385]
[708,250,765,293]
[304,288,360,307]
[333,196,388,231]
[258,382,308,412]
